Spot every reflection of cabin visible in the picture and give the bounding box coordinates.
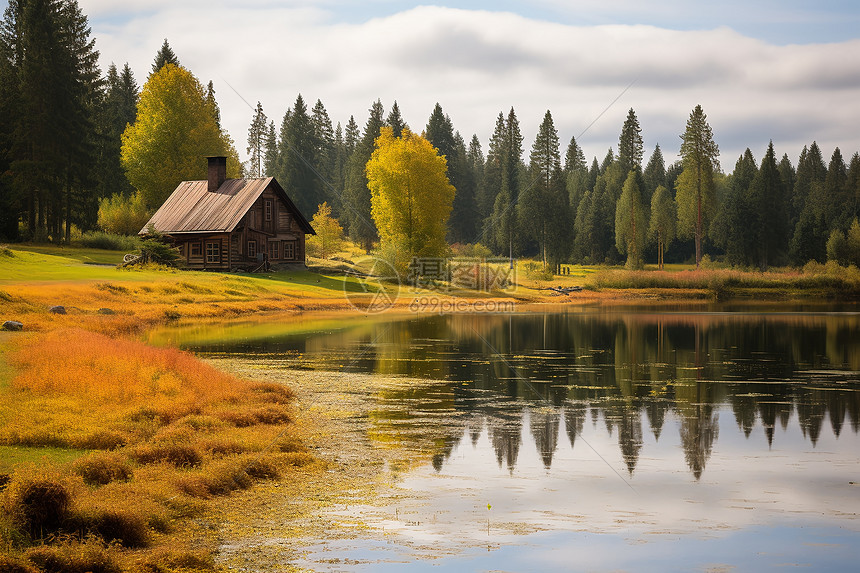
[140,156,315,270]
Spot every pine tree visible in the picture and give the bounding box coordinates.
[246,102,267,178]
[564,135,588,228]
[467,134,486,225]
[676,104,720,268]
[618,108,644,175]
[486,108,523,259]
[2,0,103,241]
[425,103,476,243]
[96,61,138,204]
[749,142,787,268]
[824,147,849,229]
[712,149,754,266]
[344,115,359,155]
[386,101,407,138]
[643,144,667,197]
[205,80,221,129]
[263,121,277,177]
[151,38,178,75]
[311,98,335,198]
[343,100,385,251]
[790,142,829,263]
[274,94,322,216]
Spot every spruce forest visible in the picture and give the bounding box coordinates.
[2,0,860,272]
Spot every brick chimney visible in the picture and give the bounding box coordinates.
[207,156,227,192]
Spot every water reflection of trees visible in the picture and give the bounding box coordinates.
[359,310,860,479]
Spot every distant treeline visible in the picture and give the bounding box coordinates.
[2,1,858,270]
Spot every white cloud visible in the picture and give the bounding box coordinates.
[85,3,860,170]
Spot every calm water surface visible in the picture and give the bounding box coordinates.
[153,304,860,571]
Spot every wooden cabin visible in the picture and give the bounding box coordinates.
[140,156,315,271]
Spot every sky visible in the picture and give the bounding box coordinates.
[7,0,860,170]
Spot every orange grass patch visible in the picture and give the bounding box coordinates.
[9,328,246,407]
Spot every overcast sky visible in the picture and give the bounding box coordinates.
[8,1,860,170]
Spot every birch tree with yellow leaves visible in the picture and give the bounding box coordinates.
[121,63,240,209]
[366,127,455,275]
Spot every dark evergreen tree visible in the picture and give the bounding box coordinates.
[2,0,103,241]
[448,132,479,244]
[344,115,359,155]
[564,135,589,230]
[749,142,788,268]
[425,103,477,243]
[343,100,385,250]
[486,108,523,257]
[618,108,644,175]
[151,38,178,75]
[790,142,828,263]
[263,121,277,177]
[712,149,756,266]
[643,144,667,197]
[275,94,323,216]
[311,98,335,197]
[385,101,407,138]
[205,80,220,129]
[824,147,849,230]
[467,134,487,227]
[95,61,137,204]
[519,110,569,270]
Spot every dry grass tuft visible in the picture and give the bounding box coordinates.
[3,472,72,539]
[69,507,150,548]
[131,443,202,468]
[69,431,127,451]
[24,536,120,573]
[71,453,132,486]
[0,553,40,573]
[215,404,292,427]
[139,547,215,572]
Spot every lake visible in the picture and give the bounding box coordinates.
[151,304,860,571]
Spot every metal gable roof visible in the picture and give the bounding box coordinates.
[140,177,313,235]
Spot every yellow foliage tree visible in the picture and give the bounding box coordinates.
[306,201,344,259]
[121,64,241,209]
[366,127,455,272]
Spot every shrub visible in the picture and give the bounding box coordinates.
[4,474,71,539]
[77,232,139,252]
[72,453,133,486]
[97,191,151,236]
[451,242,492,259]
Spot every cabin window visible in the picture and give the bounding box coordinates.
[206,241,220,263]
[247,240,257,259]
[190,242,202,257]
[264,200,272,222]
[282,241,295,260]
[269,241,279,260]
